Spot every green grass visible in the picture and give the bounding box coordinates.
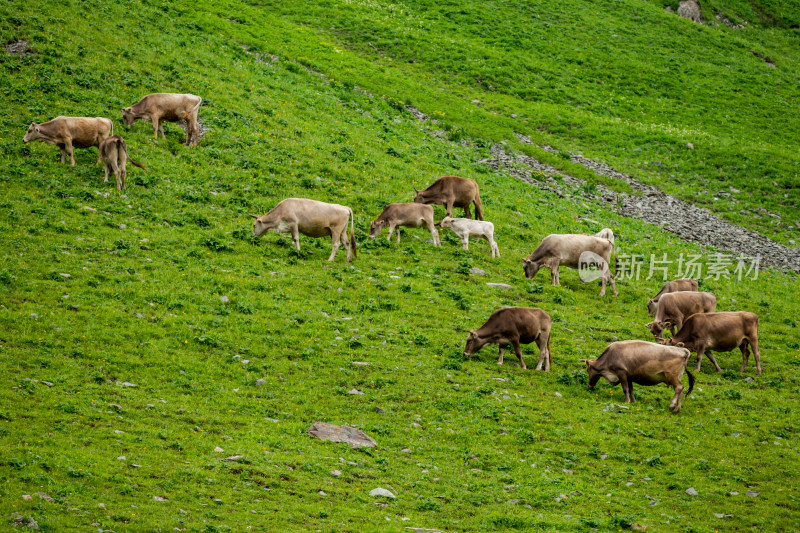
[1,0,799,531]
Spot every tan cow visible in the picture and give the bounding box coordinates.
[369,203,440,245]
[251,198,356,263]
[523,234,617,296]
[98,135,147,190]
[645,291,717,342]
[23,116,113,166]
[582,340,694,413]
[122,93,202,146]
[463,307,552,371]
[647,278,699,316]
[413,176,483,219]
[665,311,761,375]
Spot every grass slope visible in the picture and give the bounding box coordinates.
[1,0,799,531]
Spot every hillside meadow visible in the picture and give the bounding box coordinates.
[1,0,799,531]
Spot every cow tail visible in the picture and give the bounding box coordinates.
[349,208,357,260]
[122,138,148,172]
[684,367,695,397]
[474,191,484,221]
[547,335,553,369]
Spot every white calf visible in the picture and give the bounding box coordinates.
[439,216,500,258]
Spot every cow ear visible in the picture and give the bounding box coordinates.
[249,214,259,219]
[523,258,531,264]
[675,342,685,348]
[468,330,477,336]
[414,189,419,194]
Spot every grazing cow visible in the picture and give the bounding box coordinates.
[369,203,440,245]
[98,135,147,190]
[463,307,552,371]
[523,234,617,297]
[665,311,761,375]
[595,228,615,245]
[23,116,113,166]
[645,291,717,342]
[647,278,699,316]
[413,176,483,220]
[122,93,202,146]
[582,340,694,413]
[439,216,500,257]
[251,198,356,263]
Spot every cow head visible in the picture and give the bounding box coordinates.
[439,216,454,229]
[23,123,40,143]
[121,107,136,126]
[251,214,273,237]
[412,189,425,204]
[581,359,602,389]
[522,257,541,279]
[463,330,487,356]
[646,298,659,317]
[645,320,669,342]
[368,219,385,239]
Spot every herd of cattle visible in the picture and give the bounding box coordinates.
[23,93,762,413]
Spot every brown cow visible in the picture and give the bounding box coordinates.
[98,135,147,190]
[413,176,483,219]
[523,234,617,297]
[582,340,694,413]
[463,307,552,371]
[665,311,761,375]
[647,278,699,316]
[369,203,440,245]
[645,291,717,342]
[122,93,202,146]
[23,116,113,166]
[251,198,356,263]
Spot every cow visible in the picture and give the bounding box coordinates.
[595,228,615,245]
[368,203,440,245]
[647,278,699,316]
[23,116,113,166]
[463,307,552,371]
[522,234,617,297]
[665,311,761,375]
[98,135,147,190]
[413,176,483,220]
[251,198,356,263]
[438,216,500,257]
[582,340,694,413]
[645,291,717,342]
[122,93,202,146]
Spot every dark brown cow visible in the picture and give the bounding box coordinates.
[98,136,147,190]
[369,203,440,245]
[122,93,202,146]
[523,234,617,297]
[413,176,483,219]
[647,278,699,316]
[665,311,761,375]
[582,340,694,413]
[251,198,356,263]
[645,291,717,342]
[463,307,552,371]
[23,116,113,165]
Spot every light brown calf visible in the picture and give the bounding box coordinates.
[369,203,440,245]
[98,135,147,190]
[122,93,202,146]
[645,291,717,342]
[23,116,113,165]
[413,175,483,219]
[647,278,699,316]
[463,307,552,371]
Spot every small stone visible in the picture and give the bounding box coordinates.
[626,481,633,486]
[331,470,342,477]
[352,361,369,366]
[554,392,562,398]
[241,359,249,365]
[22,494,32,501]
[119,224,127,229]
[686,142,694,149]
[109,403,124,412]
[729,491,739,496]
[214,498,223,504]
[746,490,760,497]
[256,379,267,386]
[116,381,137,388]
[223,455,245,462]
[472,99,480,104]
[502,395,511,400]
[374,407,385,414]
[685,487,698,496]
[469,267,486,275]
[82,206,97,213]
[27,517,39,530]
[36,492,54,502]
[154,495,167,501]
[214,447,224,453]
[562,469,573,475]
[401,447,412,453]
[134,313,144,319]
[59,273,71,279]
[118,456,126,461]
[369,487,396,499]
[319,490,326,496]
[113,429,125,435]
[486,282,514,289]
[98,503,106,509]
[42,381,53,387]
[348,389,364,395]
[220,295,230,303]
[745,377,754,383]
[599,454,608,460]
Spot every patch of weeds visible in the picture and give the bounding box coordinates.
[201,236,232,252]
[723,389,742,400]
[416,499,441,512]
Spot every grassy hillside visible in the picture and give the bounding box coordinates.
[1,0,799,531]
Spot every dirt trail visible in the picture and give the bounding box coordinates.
[478,135,800,273]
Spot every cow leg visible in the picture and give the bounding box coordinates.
[669,380,685,413]
[627,379,636,403]
[58,144,66,164]
[65,140,76,166]
[705,349,723,373]
[618,371,632,402]
[550,260,560,286]
[329,229,342,262]
[152,118,160,140]
[341,227,352,263]
[396,226,401,243]
[497,345,505,366]
[291,226,301,251]
[446,201,454,218]
[490,237,500,258]
[535,336,548,371]
[739,342,751,374]
[750,336,762,376]
[695,346,705,372]
[159,122,166,140]
[386,224,395,242]
[461,235,469,251]
[118,160,127,191]
[463,204,472,219]
[429,223,441,246]
[513,341,527,370]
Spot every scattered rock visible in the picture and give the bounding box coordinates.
[554,392,562,398]
[746,490,760,497]
[319,490,327,496]
[22,494,32,501]
[153,495,167,502]
[118,223,127,230]
[82,206,97,213]
[330,470,342,477]
[685,487,698,496]
[603,404,629,413]
[745,377,754,383]
[116,381,137,388]
[599,454,608,460]
[348,389,364,395]
[714,513,734,518]
[352,361,369,366]
[486,282,514,289]
[223,455,246,462]
[219,295,230,303]
[308,422,376,449]
[214,447,224,453]
[686,142,694,149]
[401,447,412,453]
[27,516,39,530]
[256,379,267,386]
[677,0,703,23]
[118,456,126,461]
[98,503,106,509]
[58,273,71,279]
[5,39,32,56]
[369,487,396,499]
[109,403,123,412]
[113,429,125,435]
[469,267,485,276]
[374,406,385,414]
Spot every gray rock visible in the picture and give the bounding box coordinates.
[59,273,71,279]
[27,516,39,530]
[745,377,754,383]
[685,487,698,496]
[369,487,396,499]
[330,470,341,477]
[746,490,760,497]
[220,295,230,303]
[686,142,694,149]
[307,422,377,449]
[729,491,739,496]
[486,282,514,289]
[223,455,245,462]
[109,403,124,412]
[352,361,369,366]
[256,379,267,386]
[116,381,137,388]
[154,495,167,501]
[119,223,127,229]
[469,267,486,276]
[82,206,97,213]
[348,389,364,395]
[554,392,562,398]
[374,406,385,414]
